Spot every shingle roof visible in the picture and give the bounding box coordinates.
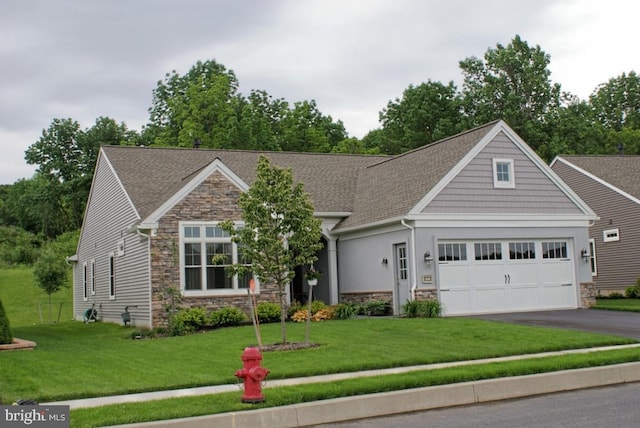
[334,121,499,230]
[100,146,390,219]
[558,155,640,200]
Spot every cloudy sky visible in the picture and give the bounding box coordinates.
[1,0,638,184]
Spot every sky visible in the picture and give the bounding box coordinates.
[1,0,638,185]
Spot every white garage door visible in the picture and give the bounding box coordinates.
[438,240,577,315]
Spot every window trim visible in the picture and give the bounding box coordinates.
[589,238,597,276]
[90,259,96,296]
[108,252,116,300]
[603,228,620,242]
[492,158,515,188]
[179,221,259,296]
[83,262,88,301]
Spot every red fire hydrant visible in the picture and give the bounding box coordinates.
[235,347,270,403]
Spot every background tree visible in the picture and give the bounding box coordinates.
[24,117,138,235]
[459,35,562,153]
[220,156,323,344]
[377,80,464,153]
[278,100,348,152]
[589,71,640,131]
[33,247,70,323]
[0,297,13,344]
[147,59,240,148]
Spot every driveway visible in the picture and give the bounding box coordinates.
[471,309,640,340]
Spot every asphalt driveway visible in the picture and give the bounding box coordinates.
[471,309,640,340]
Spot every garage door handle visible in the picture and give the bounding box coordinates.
[561,283,572,287]
[441,289,450,292]
[504,274,511,284]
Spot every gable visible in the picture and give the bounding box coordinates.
[421,131,584,215]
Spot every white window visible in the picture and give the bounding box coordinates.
[603,228,620,242]
[438,243,467,261]
[492,158,515,188]
[474,242,502,261]
[90,259,96,295]
[83,262,88,300]
[589,238,597,276]
[109,252,116,299]
[542,241,568,259]
[181,222,256,295]
[509,242,535,260]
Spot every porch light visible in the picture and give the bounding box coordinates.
[424,251,433,269]
[580,248,590,263]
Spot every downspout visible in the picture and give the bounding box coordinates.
[136,227,153,328]
[400,219,417,300]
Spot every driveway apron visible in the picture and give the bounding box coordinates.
[470,309,640,340]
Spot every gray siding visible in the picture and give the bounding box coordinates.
[424,133,582,214]
[74,153,151,327]
[337,229,410,294]
[552,161,640,291]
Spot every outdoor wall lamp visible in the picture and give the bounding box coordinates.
[580,248,590,263]
[423,251,433,269]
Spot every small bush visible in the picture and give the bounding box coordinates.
[331,303,357,320]
[0,298,13,344]
[173,307,206,334]
[210,307,246,328]
[402,299,442,318]
[287,300,304,318]
[257,302,281,323]
[291,309,309,323]
[625,279,640,298]
[608,292,625,299]
[362,300,390,316]
[312,308,334,321]
[310,300,327,314]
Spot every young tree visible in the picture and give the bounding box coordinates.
[220,156,323,344]
[33,247,69,323]
[0,297,13,344]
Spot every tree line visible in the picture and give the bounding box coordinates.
[0,34,638,263]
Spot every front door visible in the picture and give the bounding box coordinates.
[394,243,410,314]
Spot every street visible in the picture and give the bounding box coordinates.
[313,382,640,428]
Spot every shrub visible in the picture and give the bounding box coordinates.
[310,300,327,314]
[625,279,640,298]
[172,307,206,334]
[402,299,442,318]
[362,300,390,316]
[331,303,357,320]
[291,309,309,323]
[257,302,281,323]
[607,292,625,299]
[210,307,246,328]
[0,298,13,344]
[287,300,304,318]
[312,308,334,321]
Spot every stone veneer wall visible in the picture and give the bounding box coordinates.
[340,291,393,306]
[580,281,596,308]
[149,171,281,327]
[413,288,438,301]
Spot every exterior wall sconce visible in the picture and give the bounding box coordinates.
[424,251,433,269]
[381,258,388,266]
[580,248,590,263]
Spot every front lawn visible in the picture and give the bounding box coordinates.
[595,298,640,312]
[0,317,635,404]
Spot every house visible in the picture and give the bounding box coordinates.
[550,155,640,295]
[71,120,598,327]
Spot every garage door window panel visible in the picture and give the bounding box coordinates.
[474,242,502,261]
[542,241,568,260]
[509,242,535,260]
[438,243,467,262]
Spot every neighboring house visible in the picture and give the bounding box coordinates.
[71,120,597,327]
[550,155,640,295]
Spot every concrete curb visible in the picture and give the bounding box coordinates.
[109,362,640,427]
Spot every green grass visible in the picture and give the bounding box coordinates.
[0,316,635,405]
[69,347,640,428]
[595,298,640,312]
[0,266,73,326]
